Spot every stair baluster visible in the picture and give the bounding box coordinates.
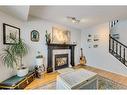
[109,35,111,52]
[109,35,127,67]
[112,40,114,53]
[123,48,126,64]
[116,42,118,55]
[119,45,121,60]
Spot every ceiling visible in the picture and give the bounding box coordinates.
[0,6,29,21]
[0,6,127,29]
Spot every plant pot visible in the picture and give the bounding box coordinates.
[46,39,51,44]
[17,67,28,77]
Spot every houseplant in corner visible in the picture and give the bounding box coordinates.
[1,34,28,77]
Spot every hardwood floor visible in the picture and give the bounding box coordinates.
[25,72,59,89]
[25,65,127,89]
[81,65,127,87]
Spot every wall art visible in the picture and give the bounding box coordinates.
[3,23,20,45]
[52,27,70,44]
[87,34,99,48]
[31,30,39,42]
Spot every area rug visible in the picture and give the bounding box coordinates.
[57,67,75,74]
[34,76,127,90]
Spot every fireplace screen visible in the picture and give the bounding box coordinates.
[55,54,68,70]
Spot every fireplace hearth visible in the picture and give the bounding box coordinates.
[46,43,76,73]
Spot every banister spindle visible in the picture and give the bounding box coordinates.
[112,40,114,53]
[116,42,118,55]
[119,45,121,59]
[109,35,111,51]
[109,34,127,67]
[123,48,126,64]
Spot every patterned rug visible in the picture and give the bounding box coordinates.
[34,76,127,90]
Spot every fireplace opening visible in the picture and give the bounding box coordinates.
[55,54,68,70]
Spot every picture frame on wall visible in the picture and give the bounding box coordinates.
[93,44,98,48]
[31,30,39,42]
[3,23,20,45]
[93,35,99,41]
[87,34,92,43]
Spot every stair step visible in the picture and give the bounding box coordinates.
[109,51,127,67]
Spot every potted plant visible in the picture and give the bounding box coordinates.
[45,30,51,44]
[1,34,28,77]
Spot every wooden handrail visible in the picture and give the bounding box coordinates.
[109,34,127,66]
[110,35,127,48]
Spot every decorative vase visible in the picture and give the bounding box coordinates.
[48,39,51,44]
[46,39,51,44]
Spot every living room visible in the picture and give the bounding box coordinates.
[1,5,127,91]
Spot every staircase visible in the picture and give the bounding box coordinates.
[109,34,127,66]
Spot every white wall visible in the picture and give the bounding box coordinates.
[81,23,127,77]
[0,13,81,82]
[113,19,127,45]
[0,11,23,82]
[22,18,81,70]
[1,9,127,82]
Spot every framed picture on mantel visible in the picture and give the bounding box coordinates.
[3,23,20,45]
[52,27,71,44]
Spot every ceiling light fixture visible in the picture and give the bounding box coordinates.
[67,16,80,24]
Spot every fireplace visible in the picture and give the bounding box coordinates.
[55,54,68,70]
[46,43,76,73]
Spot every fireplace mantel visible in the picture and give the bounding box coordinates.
[46,43,76,73]
[47,43,76,48]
